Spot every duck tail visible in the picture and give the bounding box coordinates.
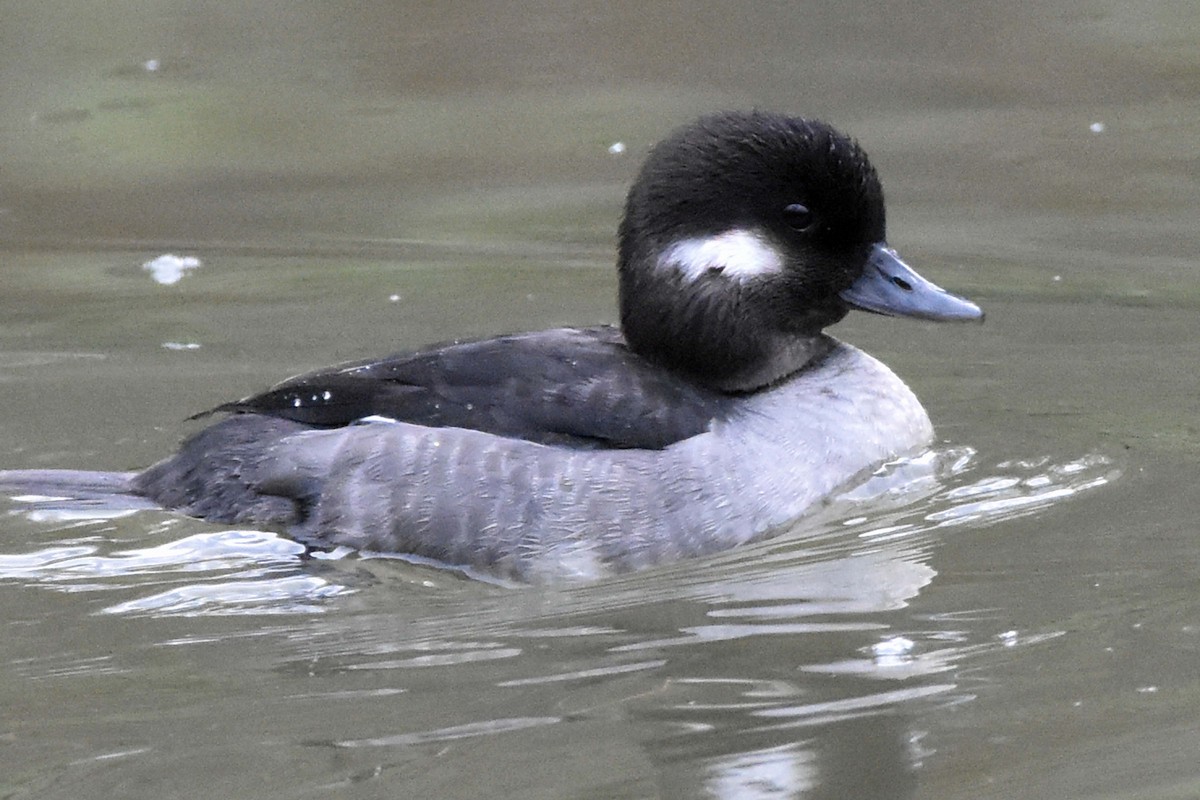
[0,468,164,515]
[0,468,140,497]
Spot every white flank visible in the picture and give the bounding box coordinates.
[658,229,783,283]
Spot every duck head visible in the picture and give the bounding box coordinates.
[617,111,982,392]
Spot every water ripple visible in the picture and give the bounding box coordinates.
[101,574,350,616]
[0,527,352,616]
[1,530,307,582]
[328,716,562,748]
[920,453,1115,528]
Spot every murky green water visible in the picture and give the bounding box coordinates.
[2,2,1199,798]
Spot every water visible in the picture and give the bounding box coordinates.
[2,2,1199,798]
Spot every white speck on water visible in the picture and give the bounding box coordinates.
[873,636,914,657]
[162,342,201,351]
[1089,121,1106,134]
[310,546,354,560]
[1136,686,1158,694]
[143,59,161,72]
[143,254,201,285]
[1053,275,1062,282]
[73,746,152,764]
[999,630,1019,647]
[389,294,401,302]
[608,141,626,155]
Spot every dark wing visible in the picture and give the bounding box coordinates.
[199,326,728,449]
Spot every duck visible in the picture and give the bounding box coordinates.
[4,111,982,582]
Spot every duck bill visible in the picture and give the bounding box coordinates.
[840,243,983,322]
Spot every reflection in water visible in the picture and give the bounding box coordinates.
[703,742,818,799]
[648,679,927,798]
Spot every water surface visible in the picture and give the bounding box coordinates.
[2,2,1199,798]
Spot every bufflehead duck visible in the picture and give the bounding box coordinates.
[8,111,982,581]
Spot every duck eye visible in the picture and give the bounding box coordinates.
[783,203,814,231]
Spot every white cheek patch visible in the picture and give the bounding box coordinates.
[658,229,784,284]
